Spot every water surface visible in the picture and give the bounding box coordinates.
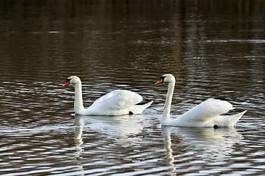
[0,0,264,175]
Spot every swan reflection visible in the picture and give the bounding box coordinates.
[73,114,149,156]
[73,116,85,175]
[76,114,147,139]
[72,114,149,174]
[74,116,84,158]
[162,127,242,166]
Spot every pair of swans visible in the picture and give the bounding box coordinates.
[64,74,246,128]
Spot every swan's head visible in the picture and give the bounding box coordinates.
[64,76,81,88]
[155,74,175,85]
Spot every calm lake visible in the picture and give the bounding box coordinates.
[0,0,264,175]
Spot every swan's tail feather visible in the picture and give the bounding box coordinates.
[215,110,247,127]
[131,101,153,114]
[228,110,247,127]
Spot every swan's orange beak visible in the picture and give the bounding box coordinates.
[63,81,70,88]
[155,80,164,85]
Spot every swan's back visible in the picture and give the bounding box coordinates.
[173,99,234,127]
[87,90,143,115]
[92,90,142,108]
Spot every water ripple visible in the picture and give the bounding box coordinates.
[0,1,265,175]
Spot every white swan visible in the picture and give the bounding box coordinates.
[64,76,153,116]
[155,74,247,128]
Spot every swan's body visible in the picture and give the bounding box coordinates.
[64,76,153,116]
[156,74,246,128]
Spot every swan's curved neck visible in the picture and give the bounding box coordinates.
[163,81,175,120]
[74,81,85,114]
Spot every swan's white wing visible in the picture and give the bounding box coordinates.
[88,90,143,114]
[175,98,233,126]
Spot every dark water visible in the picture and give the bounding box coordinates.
[0,0,265,175]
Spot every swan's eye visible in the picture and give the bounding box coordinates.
[160,76,165,81]
[66,79,71,83]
